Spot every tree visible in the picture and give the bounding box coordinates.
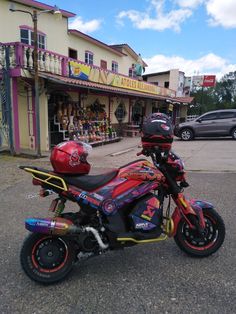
[188,71,236,115]
[214,71,236,109]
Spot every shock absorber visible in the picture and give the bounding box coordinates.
[54,199,66,217]
[49,198,66,217]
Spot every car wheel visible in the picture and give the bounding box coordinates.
[231,127,236,140]
[180,128,194,141]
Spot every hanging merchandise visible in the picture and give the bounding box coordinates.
[54,99,117,145]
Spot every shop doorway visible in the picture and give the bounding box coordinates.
[132,101,143,125]
[48,92,73,147]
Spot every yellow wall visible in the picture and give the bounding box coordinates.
[39,93,49,151]
[16,80,48,151]
[180,105,188,118]
[18,82,29,149]
[68,34,137,75]
[1,0,69,55]
[1,0,141,76]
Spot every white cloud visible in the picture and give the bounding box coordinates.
[117,0,192,32]
[206,0,236,28]
[143,53,236,78]
[175,0,204,8]
[69,16,102,33]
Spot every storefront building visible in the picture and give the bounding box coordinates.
[0,0,190,154]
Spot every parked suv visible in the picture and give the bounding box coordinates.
[174,109,236,141]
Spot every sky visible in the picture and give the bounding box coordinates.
[44,0,236,79]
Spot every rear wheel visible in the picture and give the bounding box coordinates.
[180,128,194,141]
[174,208,225,257]
[231,127,236,140]
[20,233,76,284]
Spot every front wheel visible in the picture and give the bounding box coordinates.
[180,128,194,141]
[231,127,236,140]
[174,208,225,257]
[20,233,76,284]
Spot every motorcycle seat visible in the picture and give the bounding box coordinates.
[61,170,119,191]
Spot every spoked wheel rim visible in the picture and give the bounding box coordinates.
[32,237,69,273]
[181,129,192,140]
[181,215,218,250]
[232,129,236,139]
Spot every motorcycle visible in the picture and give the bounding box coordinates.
[19,144,225,284]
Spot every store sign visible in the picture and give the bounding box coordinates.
[192,75,216,87]
[192,75,204,87]
[202,75,216,87]
[69,61,175,97]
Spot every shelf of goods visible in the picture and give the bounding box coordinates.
[53,101,122,146]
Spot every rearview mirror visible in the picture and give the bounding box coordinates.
[196,118,202,123]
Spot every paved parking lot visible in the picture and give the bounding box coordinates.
[0,138,236,314]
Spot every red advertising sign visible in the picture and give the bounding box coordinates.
[202,75,216,87]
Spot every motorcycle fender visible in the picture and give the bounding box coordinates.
[189,199,214,209]
[171,207,182,236]
[190,199,214,229]
[172,199,212,236]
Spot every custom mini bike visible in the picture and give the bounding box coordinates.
[20,114,225,284]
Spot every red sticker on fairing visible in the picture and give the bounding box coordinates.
[161,124,170,131]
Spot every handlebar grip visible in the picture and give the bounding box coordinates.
[136,151,143,156]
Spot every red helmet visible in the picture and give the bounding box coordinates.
[50,141,91,174]
[141,112,173,151]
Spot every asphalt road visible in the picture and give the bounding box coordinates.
[0,139,236,314]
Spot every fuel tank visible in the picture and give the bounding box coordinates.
[118,159,164,182]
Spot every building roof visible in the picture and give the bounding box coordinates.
[143,69,185,78]
[143,70,171,78]
[110,44,148,67]
[13,0,76,18]
[68,30,126,57]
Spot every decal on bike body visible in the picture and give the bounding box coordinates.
[74,191,101,209]
[131,216,156,231]
[102,199,117,215]
[119,163,163,182]
[141,197,160,220]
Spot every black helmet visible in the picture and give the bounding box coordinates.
[141,112,173,151]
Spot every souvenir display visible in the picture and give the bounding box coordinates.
[54,100,117,145]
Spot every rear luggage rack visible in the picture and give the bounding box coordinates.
[19,166,68,191]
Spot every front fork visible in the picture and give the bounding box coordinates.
[171,193,213,236]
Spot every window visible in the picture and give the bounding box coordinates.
[201,113,218,121]
[38,34,45,49]
[112,61,118,73]
[218,111,236,119]
[20,28,46,49]
[129,67,135,77]
[100,60,107,70]
[115,102,127,123]
[85,51,93,65]
[164,81,169,88]
[69,48,78,60]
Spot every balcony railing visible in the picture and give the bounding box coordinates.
[0,42,176,98]
[0,42,69,76]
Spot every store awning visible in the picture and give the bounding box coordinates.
[39,72,170,101]
[171,96,194,104]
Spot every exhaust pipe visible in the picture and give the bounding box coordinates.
[25,217,82,235]
[25,218,109,249]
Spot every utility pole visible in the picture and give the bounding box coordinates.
[4,46,15,155]
[32,10,41,157]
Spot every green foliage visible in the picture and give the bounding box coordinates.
[188,71,236,115]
